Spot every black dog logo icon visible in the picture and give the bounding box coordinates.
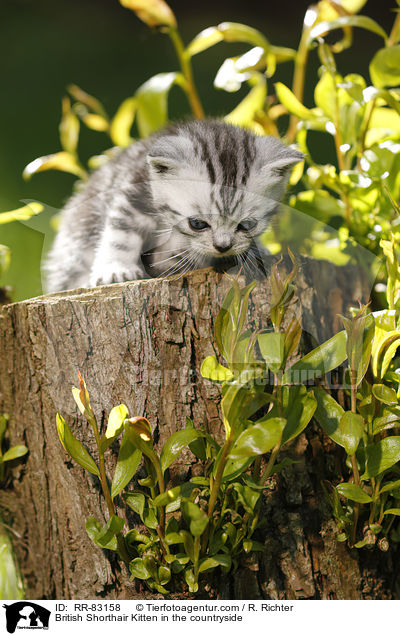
[3,602,50,633]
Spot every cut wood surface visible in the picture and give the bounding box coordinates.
[1,259,395,599]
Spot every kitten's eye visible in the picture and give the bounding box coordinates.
[237,218,257,232]
[189,218,210,231]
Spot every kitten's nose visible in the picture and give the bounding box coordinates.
[213,239,232,253]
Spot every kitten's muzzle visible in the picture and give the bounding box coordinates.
[213,240,233,253]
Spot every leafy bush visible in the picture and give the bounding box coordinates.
[21,0,400,281]
[0,413,28,599]
[57,250,400,593]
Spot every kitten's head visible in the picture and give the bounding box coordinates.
[146,121,302,262]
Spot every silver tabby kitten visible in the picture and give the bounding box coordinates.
[45,120,302,292]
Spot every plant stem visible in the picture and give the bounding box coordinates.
[153,459,166,536]
[207,438,233,519]
[287,26,311,142]
[193,536,201,582]
[201,436,233,553]
[259,443,280,485]
[98,451,130,563]
[349,368,360,546]
[358,98,377,168]
[388,11,400,48]
[89,416,130,562]
[168,28,205,119]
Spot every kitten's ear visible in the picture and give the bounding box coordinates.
[255,136,303,180]
[147,136,193,176]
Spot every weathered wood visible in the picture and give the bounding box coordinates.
[0,259,395,600]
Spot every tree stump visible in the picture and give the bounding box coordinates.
[0,259,397,600]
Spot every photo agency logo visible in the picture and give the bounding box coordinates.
[2,603,51,633]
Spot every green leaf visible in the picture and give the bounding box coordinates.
[59,97,80,154]
[124,424,157,465]
[0,244,10,276]
[336,483,372,503]
[186,26,224,56]
[283,331,347,384]
[95,515,124,548]
[314,387,344,444]
[267,385,317,445]
[379,479,400,494]
[186,418,208,462]
[187,22,269,58]
[340,310,375,387]
[372,384,398,405]
[243,539,265,553]
[158,565,171,585]
[123,492,158,529]
[165,532,184,546]
[110,96,137,147]
[111,431,142,500]
[383,508,400,516]
[135,72,183,138]
[362,436,400,479]
[80,113,109,132]
[105,404,128,442]
[180,530,195,561]
[153,481,197,507]
[2,446,28,462]
[184,568,198,593]
[229,417,285,459]
[314,72,338,120]
[129,558,151,580]
[67,83,108,118]
[222,456,253,482]
[182,501,209,537]
[101,404,129,452]
[123,491,145,516]
[338,412,364,456]
[198,554,232,573]
[314,389,364,455]
[221,381,260,437]
[56,413,100,477]
[275,82,319,120]
[224,74,267,127]
[217,22,269,47]
[0,414,8,445]
[160,428,200,473]
[23,152,87,180]
[85,515,124,551]
[0,202,44,225]
[200,356,233,382]
[257,332,285,371]
[370,46,400,88]
[310,16,387,42]
[340,0,368,10]
[214,280,256,364]
[232,483,261,514]
[372,330,400,380]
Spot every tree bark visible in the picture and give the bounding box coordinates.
[0,259,397,600]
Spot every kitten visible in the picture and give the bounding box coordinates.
[45,119,302,292]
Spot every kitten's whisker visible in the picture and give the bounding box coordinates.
[175,254,198,280]
[172,250,200,279]
[243,250,259,274]
[150,249,190,267]
[159,252,192,278]
[144,247,186,255]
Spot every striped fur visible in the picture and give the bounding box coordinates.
[45,120,302,292]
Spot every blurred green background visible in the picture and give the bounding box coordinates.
[0,0,396,301]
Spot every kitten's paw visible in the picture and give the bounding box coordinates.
[90,263,147,287]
